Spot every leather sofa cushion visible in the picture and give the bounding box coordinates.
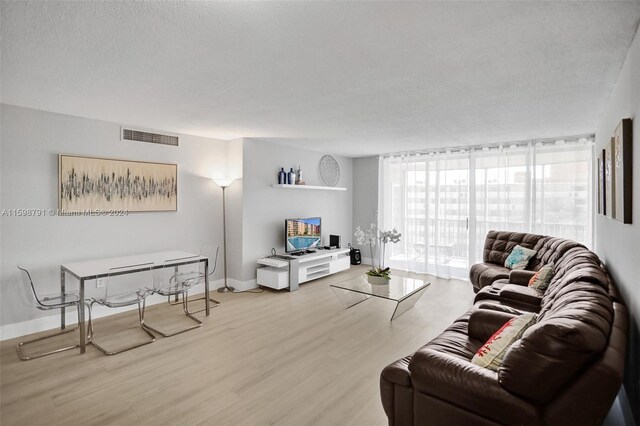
[418,310,481,362]
[482,230,542,265]
[529,236,584,271]
[540,247,609,313]
[469,263,510,292]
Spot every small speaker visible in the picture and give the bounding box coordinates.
[350,248,361,265]
[330,234,341,249]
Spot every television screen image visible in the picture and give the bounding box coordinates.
[285,217,321,253]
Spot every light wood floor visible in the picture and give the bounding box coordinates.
[0,265,474,426]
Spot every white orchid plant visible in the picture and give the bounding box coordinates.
[354,223,402,279]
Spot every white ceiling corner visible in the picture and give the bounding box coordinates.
[2,1,639,157]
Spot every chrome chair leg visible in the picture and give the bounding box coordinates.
[168,293,220,312]
[144,291,203,337]
[16,305,81,361]
[87,300,156,356]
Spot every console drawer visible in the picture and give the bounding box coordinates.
[257,267,289,290]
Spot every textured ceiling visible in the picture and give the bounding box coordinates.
[2,1,640,157]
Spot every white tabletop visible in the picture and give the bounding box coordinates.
[62,250,205,279]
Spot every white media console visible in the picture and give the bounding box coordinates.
[257,248,350,291]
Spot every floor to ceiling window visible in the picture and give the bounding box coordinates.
[379,138,593,279]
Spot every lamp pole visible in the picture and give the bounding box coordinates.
[216,181,235,293]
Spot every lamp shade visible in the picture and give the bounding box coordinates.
[213,177,235,188]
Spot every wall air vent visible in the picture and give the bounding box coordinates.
[121,127,179,146]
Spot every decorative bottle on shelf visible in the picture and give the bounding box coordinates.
[278,167,286,184]
[287,168,296,185]
[296,165,303,185]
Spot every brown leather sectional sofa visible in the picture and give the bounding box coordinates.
[380,230,628,425]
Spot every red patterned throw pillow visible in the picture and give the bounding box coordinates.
[471,313,537,371]
[528,264,554,291]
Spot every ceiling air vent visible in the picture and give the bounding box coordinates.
[121,127,179,146]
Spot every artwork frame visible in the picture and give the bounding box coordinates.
[597,149,606,215]
[59,154,178,213]
[605,139,615,219]
[613,118,633,224]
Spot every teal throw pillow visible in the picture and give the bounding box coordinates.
[504,245,537,270]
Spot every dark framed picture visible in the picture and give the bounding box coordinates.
[613,118,632,223]
[597,150,605,215]
[59,154,178,213]
[605,140,615,219]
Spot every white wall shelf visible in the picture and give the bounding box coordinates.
[271,184,347,191]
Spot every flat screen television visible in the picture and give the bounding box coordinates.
[285,217,321,253]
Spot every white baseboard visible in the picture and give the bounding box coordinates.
[228,278,258,292]
[0,279,225,341]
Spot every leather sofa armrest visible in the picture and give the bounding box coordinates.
[381,355,412,387]
[380,356,414,425]
[509,269,536,285]
[475,302,523,315]
[499,284,543,307]
[468,309,517,342]
[409,349,539,424]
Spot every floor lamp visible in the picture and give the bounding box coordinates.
[213,177,236,293]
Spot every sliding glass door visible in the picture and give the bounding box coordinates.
[472,147,531,264]
[379,140,593,279]
[380,152,470,279]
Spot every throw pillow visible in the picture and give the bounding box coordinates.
[471,313,537,371]
[504,245,537,270]
[528,264,555,291]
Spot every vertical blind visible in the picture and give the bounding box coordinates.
[378,139,593,279]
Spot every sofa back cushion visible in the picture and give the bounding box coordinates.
[539,247,608,312]
[497,247,613,402]
[482,231,543,266]
[529,236,584,271]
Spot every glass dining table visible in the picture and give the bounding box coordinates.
[60,250,211,353]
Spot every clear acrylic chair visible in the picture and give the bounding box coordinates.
[143,256,203,337]
[168,244,220,314]
[16,266,81,361]
[86,262,156,355]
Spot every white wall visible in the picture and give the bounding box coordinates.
[0,104,232,335]
[595,28,640,318]
[224,139,244,282]
[594,25,640,425]
[352,156,379,263]
[240,138,353,282]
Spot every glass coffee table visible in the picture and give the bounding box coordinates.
[330,275,430,321]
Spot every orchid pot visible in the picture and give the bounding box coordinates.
[367,274,390,285]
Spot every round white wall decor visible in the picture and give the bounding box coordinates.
[318,155,340,187]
